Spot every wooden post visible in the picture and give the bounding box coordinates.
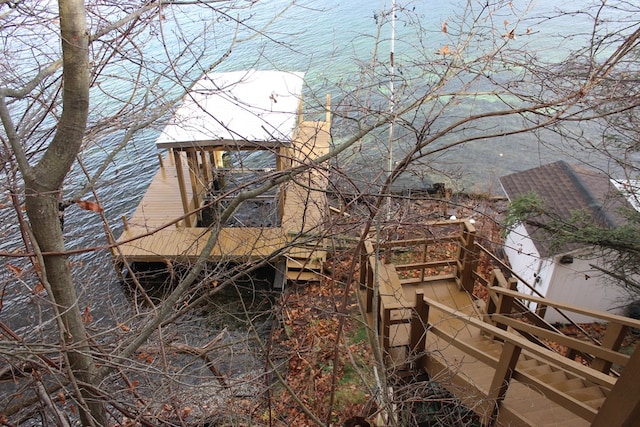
[201,149,212,188]
[420,241,427,283]
[297,97,303,124]
[186,150,202,210]
[592,344,640,427]
[121,215,128,231]
[459,220,477,293]
[157,152,164,168]
[487,341,521,426]
[410,290,429,369]
[277,147,286,224]
[173,150,191,227]
[325,93,331,123]
[364,241,375,313]
[591,322,628,374]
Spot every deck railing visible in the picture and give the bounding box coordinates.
[358,219,477,362]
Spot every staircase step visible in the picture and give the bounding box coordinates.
[516,358,540,370]
[535,370,569,384]
[288,247,327,260]
[514,407,589,427]
[520,364,552,377]
[286,257,323,271]
[548,378,586,393]
[286,270,322,282]
[583,397,606,411]
[503,383,589,426]
[461,336,503,357]
[566,386,606,402]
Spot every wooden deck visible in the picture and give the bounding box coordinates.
[360,222,640,426]
[114,119,330,272]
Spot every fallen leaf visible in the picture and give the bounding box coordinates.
[33,282,45,294]
[82,306,93,324]
[118,322,130,332]
[6,263,22,278]
[76,200,103,213]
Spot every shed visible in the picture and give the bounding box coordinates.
[500,160,634,323]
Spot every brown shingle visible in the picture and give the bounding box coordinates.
[500,161,631,257]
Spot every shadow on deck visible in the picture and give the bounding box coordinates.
[359,219,640,426]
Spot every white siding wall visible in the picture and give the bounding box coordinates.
[504,224,550,299]
[545,253,628,323]
[505,226,630,323]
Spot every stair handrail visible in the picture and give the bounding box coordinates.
[413,291,617,425]
[475,244,604,349]
[489,286,640,374]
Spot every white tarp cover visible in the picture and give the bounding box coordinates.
[157,69,304,145]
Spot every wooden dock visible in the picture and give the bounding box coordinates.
[360,220,640,426]
[114,121,330,280]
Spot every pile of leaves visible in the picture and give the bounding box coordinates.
[267,258,374,426]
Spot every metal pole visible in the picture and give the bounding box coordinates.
[386,0,396,221]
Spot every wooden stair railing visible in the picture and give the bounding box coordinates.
[411,291,625,426]
[486,286,640,376]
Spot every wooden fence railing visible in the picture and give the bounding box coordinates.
[358,219,477,364]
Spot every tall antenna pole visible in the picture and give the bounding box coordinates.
[386,0,396,221]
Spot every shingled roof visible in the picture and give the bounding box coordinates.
[499,161,632,258]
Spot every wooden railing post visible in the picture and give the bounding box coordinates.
[458,220,477,293]
[591,322,628,374]
[487,341,522,426]
[592,342,640,427]
[381,308,391,354]
[410,290,429,368]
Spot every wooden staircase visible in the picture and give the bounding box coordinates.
[285,244,326,283]
[358,221,640,426]
[425,311,613,426]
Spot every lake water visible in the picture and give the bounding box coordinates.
[0,0,633,418]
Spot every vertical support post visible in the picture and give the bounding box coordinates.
[592,340,640,427]
[459,220,477,293]
[297,97,303,124]
[173,150,191,227]
[364,240,375,313]
[201,149,212,188]
[420,241,427,283]
[277,147,287,224]
[382,307,391,355]
[487,270,515,331]
[592,322,628,374]
[325,93,331,123]
[186,150,202,225]
[410,290,429,369]
[157,152,164,168]
[487,341,521,426]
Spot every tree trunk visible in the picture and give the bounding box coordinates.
[22,0,107,425]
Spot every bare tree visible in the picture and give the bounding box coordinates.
[1,0,640,426]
